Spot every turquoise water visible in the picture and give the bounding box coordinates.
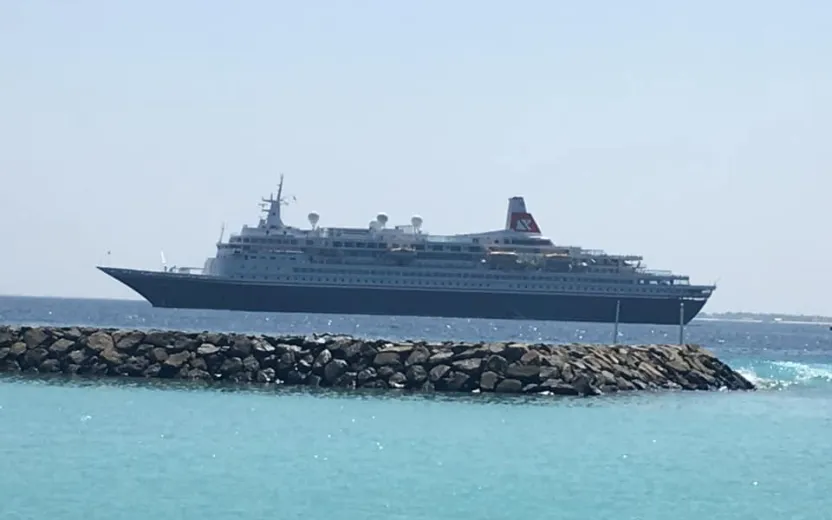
[2,296,832,519]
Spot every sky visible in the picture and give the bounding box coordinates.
[1,0,830,315]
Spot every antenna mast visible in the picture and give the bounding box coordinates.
[276,173,284,206]
[262,173,290,228]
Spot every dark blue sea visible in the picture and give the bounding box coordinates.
[1,295,831,519]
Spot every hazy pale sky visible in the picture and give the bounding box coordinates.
[2,0,830,315]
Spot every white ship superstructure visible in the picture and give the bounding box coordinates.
[193,177,709,301]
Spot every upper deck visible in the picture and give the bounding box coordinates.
[209,175,707,288]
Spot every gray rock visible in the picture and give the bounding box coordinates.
[572,375,602,396]
[373,351,402,367]
[503,343,529,362]
[167,336,197,353]
[405,346,430,367]
[313,349,333,370]
[90,362,109,376]
[285,369,306,384]
[362,379,387,389]
[197,343,220,356]
[405,364,427,383]
[340,341,364,360]
[67,350,86,365]
[0,329,14,348]
[483,342,507,355]
[452,358,482,374]
[277,352,295,371]
[539,379,579,395]
[114,331,144,353]
[298,355,314,370]
[444,371,471,391]
[358,343,379,359]
[259,354,278,370]
[84,331,114,353]
[495,378,523,393]
[39,359,61,373]
[519,350,542,365]
[388,372,407,389]
[23,328,49,349]
[199,332,227,346]
[49,338,76,355]
[10,342,26,357]
[229,337,253,358]
[598,370,617,386]
[135,343,155,356]
[452,347,487,361]
[274,343,303,357]
[539,366,560,381]
[189,356,208,371]
[324,359,349,383]
[479,371,500,391]
[614,377,637,392]
[484,354,508,374]
[220,357,244,375]
[164,351,190,368]
[242,355,260,373]
[143,364,162,378]
[357,367,377,385]
[428,364,451,382]
[24,347,49,367]
[149,347,169,363]
[120,356,150,376]
[229,369,253,383]
[333,372,357,388]
[637,361,665,382]
[63,327,83,340]
[186,369,211,380]
[428,350,454,365]
[505,363,540,381]
[561,364,575,383]
[100,348,127,366]
[2,360,21,372]
[252,339,275,355]
[377,365,397,379]
[256,368,276,383]
[144,331,174,348]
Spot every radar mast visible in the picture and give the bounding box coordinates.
[262,174,294,229]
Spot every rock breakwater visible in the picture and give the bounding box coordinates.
[0,325,755,395]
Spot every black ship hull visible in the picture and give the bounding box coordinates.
[98,267,709,325]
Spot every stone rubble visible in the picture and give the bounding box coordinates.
[0,325,755,396]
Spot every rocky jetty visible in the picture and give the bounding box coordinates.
[0,325,754,396]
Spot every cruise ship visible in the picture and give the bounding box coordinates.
[98,176,715,325]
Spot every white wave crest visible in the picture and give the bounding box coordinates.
[737,361,832,390]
